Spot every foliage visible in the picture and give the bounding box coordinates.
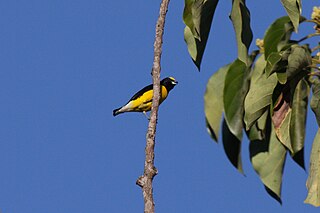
[185,0,320,207]
[183,0,219,70]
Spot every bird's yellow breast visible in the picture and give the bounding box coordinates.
[129,85,168,112]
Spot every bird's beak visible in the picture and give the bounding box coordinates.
[173,80,178,85]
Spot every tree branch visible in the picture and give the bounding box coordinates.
[297,32,320,43]
[136,0,170,213]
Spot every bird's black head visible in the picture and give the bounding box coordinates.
[161,77,178,92]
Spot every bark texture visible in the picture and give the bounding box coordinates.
[136,0,170,213]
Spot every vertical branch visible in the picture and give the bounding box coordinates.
[136,0,170,213]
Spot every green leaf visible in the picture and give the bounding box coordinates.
[247,110,269,141]
[305,129,320,207]
[230,0,253,65]
[286,45,311,80]
[266,49,291,85]
[250,124,287,204]
[266,48,290,84]
[265,44,311,85]
[224,59,248,141]
[183,0,219,70]
[280,0,301,32]
[222,119,243,174]
[277,72,288,85]
[204,64,230,141]
[265,52,283,77]
[290,79,309,169]
[244,55,278,129]
[264,16,294,60]
[311,78,320,127]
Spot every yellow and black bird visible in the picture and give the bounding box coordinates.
[113,77,178,116]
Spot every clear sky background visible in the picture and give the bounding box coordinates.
[0,0,319,212]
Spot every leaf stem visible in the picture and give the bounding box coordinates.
[312,58,320,65]
[311,45,320,53]
[297,33,320,43]
[305,19,320,25]
[308,65,320,72]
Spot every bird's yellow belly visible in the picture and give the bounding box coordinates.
[130,86,168,112]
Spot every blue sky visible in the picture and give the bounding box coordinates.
[0,0,319,212]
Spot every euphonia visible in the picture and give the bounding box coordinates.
[113,77,178,116]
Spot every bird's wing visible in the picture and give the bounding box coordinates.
[128,84,153,102]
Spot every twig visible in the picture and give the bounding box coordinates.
[312,58,320,65]
[309,65,320,71]
[305,19,320,25]
[297,33,320,43]
[136,0,170,213]
[311,45,320,52]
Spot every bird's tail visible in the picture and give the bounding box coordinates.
[113,107,122,116]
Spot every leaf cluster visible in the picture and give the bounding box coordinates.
[184,0,320,206]
[205,16,319,204]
